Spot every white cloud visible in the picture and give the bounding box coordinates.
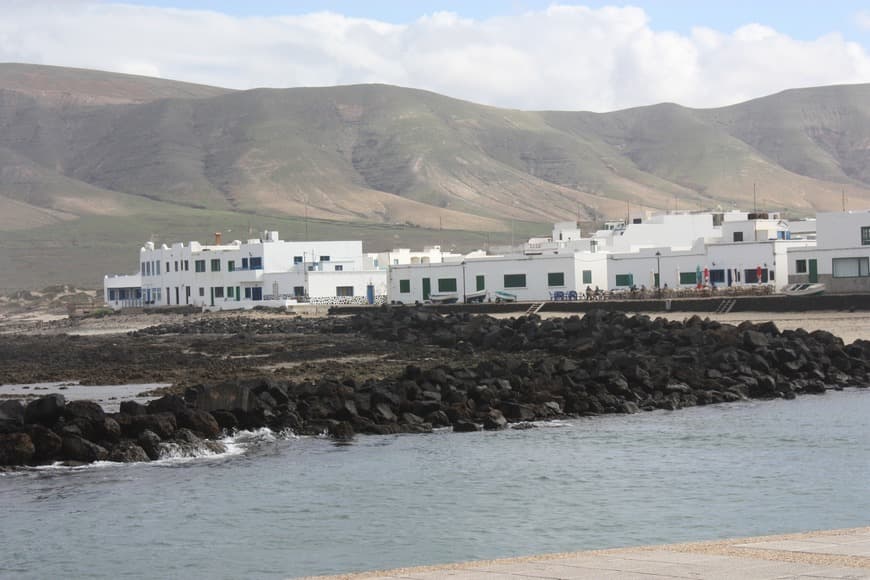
[857,10,870,31]
[0,2,869,111]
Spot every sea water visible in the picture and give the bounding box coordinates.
[1,389,868,579]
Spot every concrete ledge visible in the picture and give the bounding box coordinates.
[331,293,870,316]
[298,527,870,579]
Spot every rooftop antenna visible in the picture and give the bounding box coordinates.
[842,188,847,212]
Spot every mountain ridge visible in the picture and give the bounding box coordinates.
[1,63,870,289]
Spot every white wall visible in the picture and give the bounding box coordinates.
[573,253,608,290]
[388,255,580,302]
[816,211,870,249]
[308,271,387,301]
[262,240,365,271]
[599,213,719,253]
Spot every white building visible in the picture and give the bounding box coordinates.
[370,246,465,267]
[104,231,387,310]
[387,210,817,304]
[787,211,870,292]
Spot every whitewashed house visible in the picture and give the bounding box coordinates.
[787,211,870,293]
[104,231,387,310]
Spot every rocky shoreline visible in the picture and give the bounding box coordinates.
[2,307,869,466]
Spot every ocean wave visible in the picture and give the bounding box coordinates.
[11,427,299,472]
[152,427,297,464]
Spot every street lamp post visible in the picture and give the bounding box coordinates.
[655,251,662,298]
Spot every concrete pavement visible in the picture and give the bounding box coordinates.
[300,527,870,579]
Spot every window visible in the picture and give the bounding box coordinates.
[733,232,744,242]
[336,286,354,296]
[195,260,206,273]
[165,262,170,273]
[241,258,248,269]
[228,260,235,272]
[174,261,178,272]
[679,272,698,285]
[210,259,221,272]
[795,259,807,273]
[108,289,117,301]
[293,286,305,297]
[294,256,303,264]
[615,274,634,287]
[250,257,262,269]
[399,279,411,293]
[833,257,870,278]
[155,261,160,275]
[141,263,146,276]
[438,278,457,292]
[582,270,592,284]
[244,287,251,299]
[862,227,870,245]
[504,274,526,288]
[184,260,189,271]
[145,262,151,276]
[476,275,485,291]
[226,287,234,299]
[213,286,224,298]
[710,269,725,283]
[547,272,565,287]
[744,268,769,283]
[198,287,204,297]
[320,255,330,262]
[251,287,262,301]
[334,265,343,271]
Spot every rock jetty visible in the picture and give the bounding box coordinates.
[2,308,868,466]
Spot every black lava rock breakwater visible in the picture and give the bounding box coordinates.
[2,309,868,466]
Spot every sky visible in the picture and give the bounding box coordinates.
[2,1,870,111]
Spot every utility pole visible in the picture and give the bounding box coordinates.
[304,197,309,241]
[655,251,662,297]
[843,188,847,212]
[753,182,757,213]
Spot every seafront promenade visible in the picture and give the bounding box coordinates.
[301,527,870,579]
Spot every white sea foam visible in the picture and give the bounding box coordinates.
[27,460,119,472]
[17,428,297,472]
[151,426,297,465]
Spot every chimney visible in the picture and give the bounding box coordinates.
[214,232,222,245]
